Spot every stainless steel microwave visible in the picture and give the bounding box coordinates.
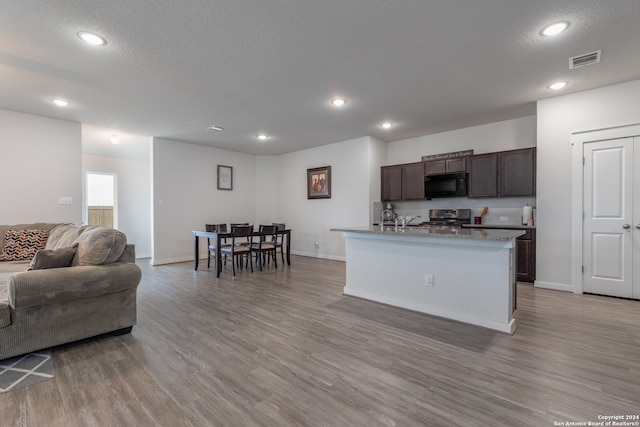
[424,173,468,199]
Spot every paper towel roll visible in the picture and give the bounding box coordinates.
[522,205,533,225]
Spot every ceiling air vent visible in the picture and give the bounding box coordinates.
[569,50,601,69]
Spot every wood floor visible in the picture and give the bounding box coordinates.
[1,256,639,426]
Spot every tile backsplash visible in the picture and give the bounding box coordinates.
[373,197,536,226]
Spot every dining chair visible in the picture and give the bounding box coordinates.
[251,225,278,271]
[272,223,286,264]
[229,223,251,268]
[206,224,229,268]
[219,225,253,276]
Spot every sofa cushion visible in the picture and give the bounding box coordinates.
[28,243,78,271]
[73,227,127,266]
[0,229,49,261]
[45,224,87,250]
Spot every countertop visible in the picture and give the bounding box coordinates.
[331,226,524,242]
[462,224,536,230]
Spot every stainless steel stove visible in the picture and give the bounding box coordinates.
[421,209,471,228]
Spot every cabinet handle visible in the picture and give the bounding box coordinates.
[636,224,640,230]
[622,224,631,229]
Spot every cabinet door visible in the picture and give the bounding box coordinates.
[425,160,446,175]
[468,153,498,197]
[516,230,536,282]
[381,165,402,201]
[499,148,536,197]
[446,157,467,173]
[402,162,425,200]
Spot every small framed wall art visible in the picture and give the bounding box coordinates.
[307,166,331,199]
[217,165,233,190]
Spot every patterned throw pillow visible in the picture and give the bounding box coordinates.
[0,229,50,261]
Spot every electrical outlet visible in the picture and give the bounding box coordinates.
[315,241,319,248]
[425,273,434,287]
[499,216,509,222]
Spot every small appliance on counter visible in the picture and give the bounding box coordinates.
[382,203,396,222]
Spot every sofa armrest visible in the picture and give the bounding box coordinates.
[7,262,141,309]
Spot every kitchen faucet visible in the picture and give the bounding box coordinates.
[398,214,420,229]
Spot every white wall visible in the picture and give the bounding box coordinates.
[0,109,82,224]
[536,79,640,291]
[254,155,278,224]
[83,154,152,258]
[275,137,381,260]
[386,116,537,164]
[151,138,258,265]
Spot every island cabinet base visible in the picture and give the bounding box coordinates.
[341,232,517,334]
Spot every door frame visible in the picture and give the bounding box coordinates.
[571,123,640,294]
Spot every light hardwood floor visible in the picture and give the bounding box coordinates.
[1,255,639,426]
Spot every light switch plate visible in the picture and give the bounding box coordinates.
[59,196,72,205]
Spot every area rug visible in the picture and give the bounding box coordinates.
[0,350,54,393]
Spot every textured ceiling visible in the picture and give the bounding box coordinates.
[2,1,640,155]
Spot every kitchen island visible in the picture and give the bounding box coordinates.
[331,226,524,333]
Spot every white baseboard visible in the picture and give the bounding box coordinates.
[291,250,345,262]
[534,280,574,293]
[150,256,194,266]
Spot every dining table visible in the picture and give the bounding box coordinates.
[193,228,292,277]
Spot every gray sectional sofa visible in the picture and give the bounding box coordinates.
[0,223,141,360]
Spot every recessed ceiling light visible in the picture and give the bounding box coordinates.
[381,122,393,129]
[257,134,269,141]
[109,134,120,145]
[540,21,570,37]
[207,125,224,131]
[77,31,107,46]
[331,98,346,107]
[51,98,70,107]
[548,81,568,90]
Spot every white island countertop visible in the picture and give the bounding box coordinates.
[330,226,524,242]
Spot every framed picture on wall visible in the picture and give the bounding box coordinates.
[307,166,331,199]
[217,165,233,190]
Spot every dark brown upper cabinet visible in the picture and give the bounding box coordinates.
[468,147,536,198]
[381,162,425,201]
[424,157,468,176]
[402,162,425,200]
[499,148,536,197]
[381,164,402,201]
[468,153,499,197]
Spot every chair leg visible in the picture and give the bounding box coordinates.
[231,253,236,276]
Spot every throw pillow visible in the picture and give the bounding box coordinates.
[28,243,78,270]
[0,229,49,261]
[73,227,127,266]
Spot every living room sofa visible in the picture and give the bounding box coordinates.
[0,223,141,360]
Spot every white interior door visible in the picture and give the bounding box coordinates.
[583,137,634,298]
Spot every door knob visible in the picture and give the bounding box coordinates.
[622,224,631,229]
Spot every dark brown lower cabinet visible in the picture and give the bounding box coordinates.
[517,229,536,283]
